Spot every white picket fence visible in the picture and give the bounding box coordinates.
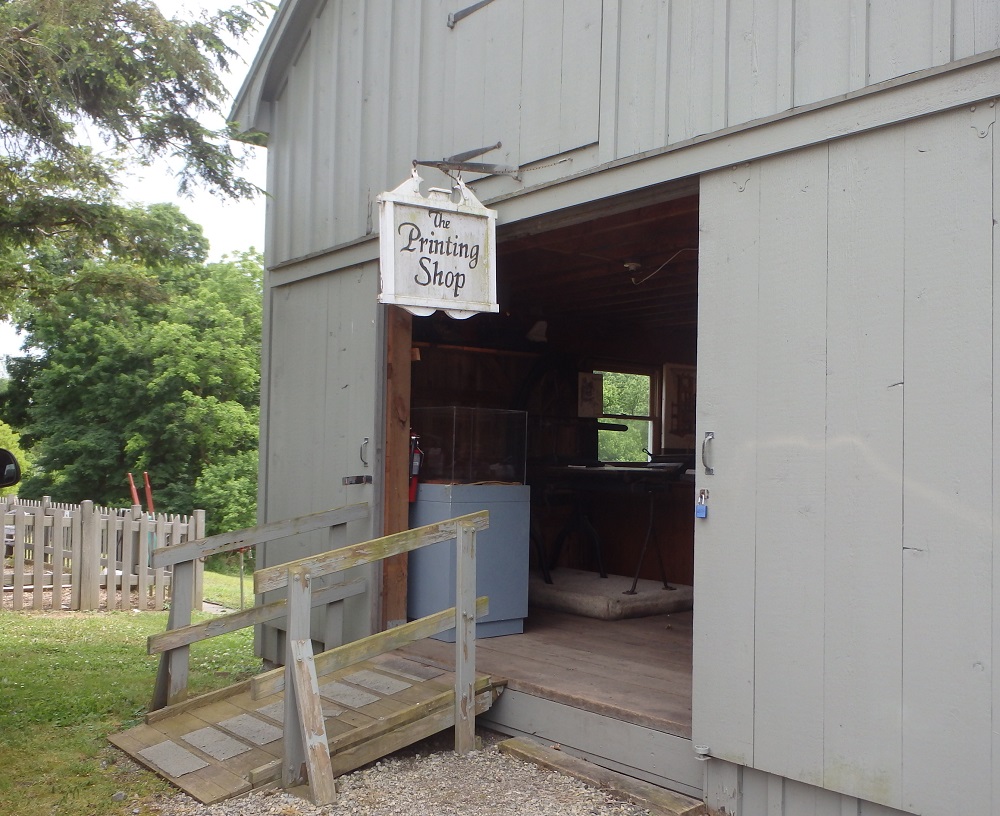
[2,496,204,612]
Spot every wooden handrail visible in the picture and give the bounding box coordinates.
[151,503,370,568]
[251,595,490,698]
[253,510,489,593]
[147,577,367,654]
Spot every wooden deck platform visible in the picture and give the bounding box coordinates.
[401,606,693,737]
[110,653,505,804]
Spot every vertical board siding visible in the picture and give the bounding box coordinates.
[726,0,782,129]
[449,2,490,163]
[823,130,904,808]
[698,105,997,814]
[751,144,829,786]
[791,1,853,107]
[333,0,365,246]
[994,95,1000,816]
[291,31,317,255]
[482,0,524,172]
[558,0,603,151]
[386,2,422,182]
[953,0,1000,58]
[360,1,391,238]
[900,106,994,816]
[667,0,719,145]
[692,162,761,766]
[867,0,938,85]
[261,0,1000,264]
[615,0,670,158]
[311,5,335,252]
[520,0,602,160]
[706,761,916,816]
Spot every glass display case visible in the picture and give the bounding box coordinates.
[411,406,527,484]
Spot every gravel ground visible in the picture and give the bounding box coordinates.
[142,729,652,816]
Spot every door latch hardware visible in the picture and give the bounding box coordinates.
[702,431,715,475]
[342,476,373,486]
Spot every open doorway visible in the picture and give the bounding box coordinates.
[399,186,700,775]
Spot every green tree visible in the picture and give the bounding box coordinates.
[0,0,269,317]
[3,205,261,533]
[597,371,651,462]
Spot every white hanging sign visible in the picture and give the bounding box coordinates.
[377,169,498,319]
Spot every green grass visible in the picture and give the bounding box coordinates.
[0,590,261,816]
[202,564,254,610]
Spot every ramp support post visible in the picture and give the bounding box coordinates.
[454,521,477,754]
[283,565,336,805]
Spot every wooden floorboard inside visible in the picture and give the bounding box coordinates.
[400,607,693,738]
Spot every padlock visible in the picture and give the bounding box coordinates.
[695,489,708,519]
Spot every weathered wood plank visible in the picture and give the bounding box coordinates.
[253,512,489,593]
[252,596,489,699]
[282,567,310,789]
[327,688,496,779]
[150,558,194,711]
[12,509,26,610]
[152,504,370,569]
[145,680,254,725]
[498,738,707,816]
[147,577,367,654]
[454,522,476,754]
[137,512,150,605]
[289,638,336,805]
[249,675,500,788]
[80,501,100,611]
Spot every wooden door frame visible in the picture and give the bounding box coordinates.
[380,306,412,629]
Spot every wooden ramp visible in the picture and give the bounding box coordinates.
[112,508,498,805]
[111,652,505,804]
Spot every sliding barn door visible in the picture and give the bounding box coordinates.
[693,104,996,816]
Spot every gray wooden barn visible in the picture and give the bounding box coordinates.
[233,2,1000,814]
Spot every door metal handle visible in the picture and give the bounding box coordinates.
[702,431,715,475]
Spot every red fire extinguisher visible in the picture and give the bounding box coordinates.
[409,433,423,503]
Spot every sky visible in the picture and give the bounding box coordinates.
[0,1,272,364]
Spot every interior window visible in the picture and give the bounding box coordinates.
[595,369,654,462]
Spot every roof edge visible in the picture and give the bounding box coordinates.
[230,0,323,137]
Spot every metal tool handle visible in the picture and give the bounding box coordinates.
[702,431,715,475]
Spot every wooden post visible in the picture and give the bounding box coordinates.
[150,555,194,710]
[79,501,101,611]
[284,565,336,804]
[124,506,141,608]
[52,508,67,609]
[382,306,412,630]
[454,521,477,754]
[34,497,51,611]
[137,510,151,604]
[12,508,26,611]
[70,504,83,610]
[192,510,206,611]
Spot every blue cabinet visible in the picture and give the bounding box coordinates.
[408,483,530,640]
